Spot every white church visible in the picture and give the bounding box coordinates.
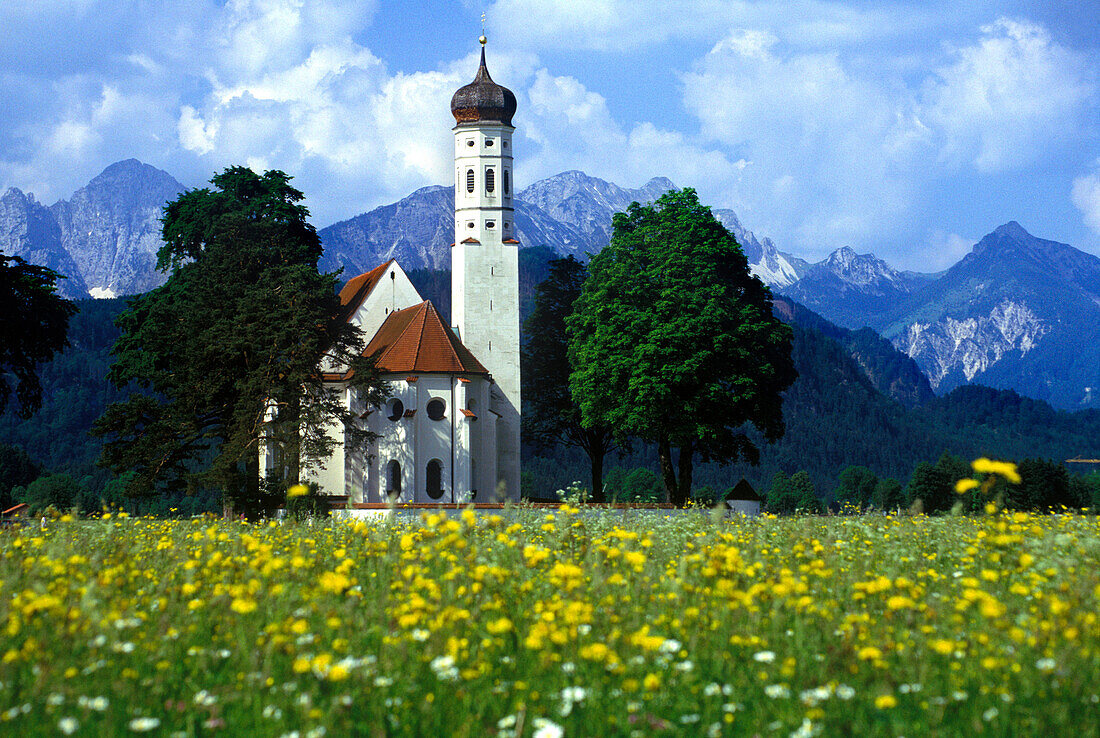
[269,39,522,504]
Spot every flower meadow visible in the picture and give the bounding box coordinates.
[1,507,1098,737]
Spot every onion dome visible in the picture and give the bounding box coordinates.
[450,41,517,127]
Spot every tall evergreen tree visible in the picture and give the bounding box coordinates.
[522,256,617,500]
[93,167,384,507]
[0,255,76,417]
[568,189,796,506]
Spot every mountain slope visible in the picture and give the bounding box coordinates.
[783,246,927,328]
[0,188,89,298]
[50,159,186,297]
[877,222,1100,408]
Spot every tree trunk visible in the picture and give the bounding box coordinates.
[584,427,612,502]
[657,434,676,505]
[674,440,694,508]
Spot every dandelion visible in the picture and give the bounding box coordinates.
[875,694,898,709]
[971,458,1022,484]
[287,484,309,498]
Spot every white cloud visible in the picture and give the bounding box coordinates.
[1072,171,1100,234]
[921,17,1095,172]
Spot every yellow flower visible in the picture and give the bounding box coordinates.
[875,694,898,709]
[287,484,309,498]
[643,673,661,691]
[857,646,882,661]
[955,478,980,494]
[971,458,1021,484]
[230,598,257,614]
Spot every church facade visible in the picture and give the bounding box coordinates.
[265,41,522,504]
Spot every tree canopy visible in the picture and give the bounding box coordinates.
[567,188,796,506]
[93,166,383,507]
[522,255,617,500]
[0,255,76,418]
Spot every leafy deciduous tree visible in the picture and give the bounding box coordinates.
[568,189,796,506]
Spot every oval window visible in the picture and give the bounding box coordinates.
[486,168,495,193]
[426,398,446,421]
[426,459,444,499]
[503,170,510,195]
[387,398,404,421]
[486,139,494,147]
[466,169,474,193]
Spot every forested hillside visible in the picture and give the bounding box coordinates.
[5,277,1100,512]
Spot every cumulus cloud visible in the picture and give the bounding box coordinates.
[1072,171,1100,234]
[921,18,1095,172]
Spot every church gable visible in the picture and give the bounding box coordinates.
[339,260,423,342]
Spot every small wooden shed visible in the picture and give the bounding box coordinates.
[726,479,762,517]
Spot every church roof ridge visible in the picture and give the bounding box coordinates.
[364,300,489,375]
[338,259,396,322]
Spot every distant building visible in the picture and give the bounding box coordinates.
[727,478,762,517]
[262,38,521,504]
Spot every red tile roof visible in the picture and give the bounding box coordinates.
[364,301,489,375]
[338,260,395,322]
[503,238,520,244]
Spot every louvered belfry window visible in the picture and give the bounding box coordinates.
[503,169,510,195]
[486,168,495,193]
[466,169,474,193]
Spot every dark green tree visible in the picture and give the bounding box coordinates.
[93,167,384,509]
[0,443,41,509]
[834,465,878,511]
[871,477,905,512]
[523,256,617,500]
[14,473,81,515]
[0,255,76,417]
[567,189,796,506]
[1011,458,1071,511]
[766,470,820,514]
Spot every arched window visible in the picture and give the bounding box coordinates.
[503,170,510,195]
[470,458,478,500]
[426,459,444,499]
[466,169,474,193]
[386,460,401,498]
[426,398,446,421]
[485,168,495,193]
[386,398,404,421]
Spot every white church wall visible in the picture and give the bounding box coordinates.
[349,262,423,339]
[375,379,417,503]
[306,387,348,497]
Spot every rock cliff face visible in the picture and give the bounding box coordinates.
[713,209,803,288]
[0,188,89,298]
[50,159,186,297]
[893,299,1049,389]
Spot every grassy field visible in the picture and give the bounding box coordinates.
[1,506,1097,737]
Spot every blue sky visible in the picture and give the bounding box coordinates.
[2,0,1099,271]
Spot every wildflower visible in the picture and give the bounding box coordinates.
[287,484,309,498]
[765,684,790,699]
[128,717,161,732]
[983,707,999,722]
[531,717,564,738]
[659,638,682,654]
[753,650,776,663]
[1036,658,1056,672]
[704,683,722,697]
[58,717,78,735]
[411,629,430,642]
[836,685,855,700]
[971,458,1022,484]
[955,478,980,494]
[875,694,898,709]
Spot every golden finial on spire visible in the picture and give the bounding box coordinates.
[479,12,487,45]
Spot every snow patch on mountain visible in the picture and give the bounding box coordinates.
[893,299,1049,388]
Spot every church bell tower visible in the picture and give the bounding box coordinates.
[450,37,521,500]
